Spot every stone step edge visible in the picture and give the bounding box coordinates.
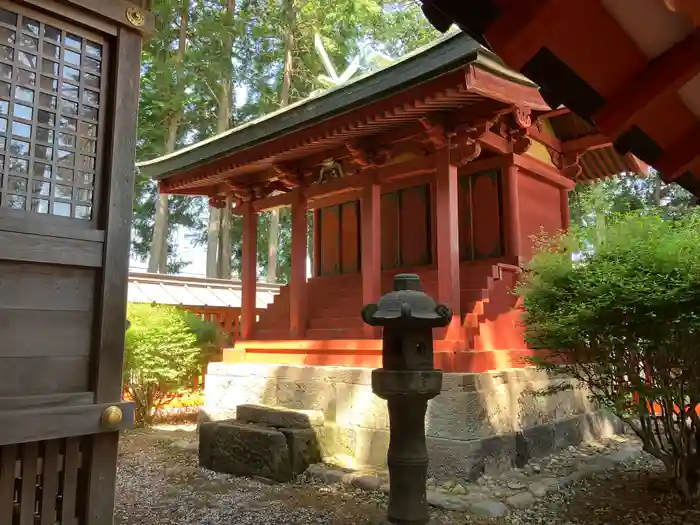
[236,403,325,429]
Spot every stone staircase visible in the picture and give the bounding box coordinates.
[253,261,517,345]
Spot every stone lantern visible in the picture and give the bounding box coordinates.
[361,274,452,525]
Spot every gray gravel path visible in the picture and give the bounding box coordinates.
[115,426,699,525]
[114,427,468,525]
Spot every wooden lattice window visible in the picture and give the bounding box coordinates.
[0,5,106,221]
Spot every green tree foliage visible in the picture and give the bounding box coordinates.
[133,0,204,272]
[517,211,700,500]
[570,170,696,231]
[134,0,440,276]
[124,303,202,425]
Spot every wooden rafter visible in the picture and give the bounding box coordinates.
[593,30,700,139]
[484,0,572,69]
[655,125,700,181]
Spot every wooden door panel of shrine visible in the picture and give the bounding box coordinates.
[459,170,504,260]
[319,205,341,275]
[318,201,360,276]
[340,200,359,273]
[381,185,431,270]
[0,2,143,524]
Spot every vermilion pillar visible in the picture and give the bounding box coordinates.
[361,177,381,338]
[503,162,522,259]
[241,200,258,340]
[290,189,308,338]
[435,146,461,339]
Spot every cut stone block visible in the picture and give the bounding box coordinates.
[236,404,325,429]
[199,420,293,482]
[280,427,322,474]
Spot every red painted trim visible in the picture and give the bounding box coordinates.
[240,202,258,340]
[435,146,462,340]
[502,163,522,258]
[465,64,550,110]
[290,188,308,338]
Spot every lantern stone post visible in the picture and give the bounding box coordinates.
[361,273,452,525]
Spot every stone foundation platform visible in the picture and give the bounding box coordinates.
[200,362,623,480]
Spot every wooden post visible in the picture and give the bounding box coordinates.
[361,178,381,338]
[290,189,308,338]
[313,209,321,277]
[241,201,258,340]
[560,187,571,230]
[435,146,461,339]
[503,162,522,259]
[86,25,142,524]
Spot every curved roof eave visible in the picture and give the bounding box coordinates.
[138,31,538,181]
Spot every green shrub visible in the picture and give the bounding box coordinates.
[181,310,224,367]
[517,211,700,500]
[124,303,201,426]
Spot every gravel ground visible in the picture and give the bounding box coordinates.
[115,426,700,525]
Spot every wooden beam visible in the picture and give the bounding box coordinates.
[514,153,575,190]
[61,0,156,33]
[475,130,511,155]
[240,201,258,339]
[593,30,700,138]
[562,133,610,153]
[502,163,522,258]
[655,126,700,181]
[528,123,562,151]
[289,188,308,338]
[484,0,573,70]
[435,145,461,340]
[360,176,381,338]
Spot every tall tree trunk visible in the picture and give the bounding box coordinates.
[148,1,189,274]
[206,209,220,277]
[654,172,662,206]
[267,0,296,283]
[209,0,236,278]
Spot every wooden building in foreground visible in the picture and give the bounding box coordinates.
[0,1,149,523]
[140,33,645,374]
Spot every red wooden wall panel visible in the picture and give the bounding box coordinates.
[399,185,430,267]
[320,205,341,275]
[457,176,474,261]
[381,192,400,270]
[340,201,359,273]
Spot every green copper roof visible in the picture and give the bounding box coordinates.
[138,31,537,181]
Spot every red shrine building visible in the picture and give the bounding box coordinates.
[140,33,645,375]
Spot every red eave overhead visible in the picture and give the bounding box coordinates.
[159,65,548,195]
[420,0,700,196]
